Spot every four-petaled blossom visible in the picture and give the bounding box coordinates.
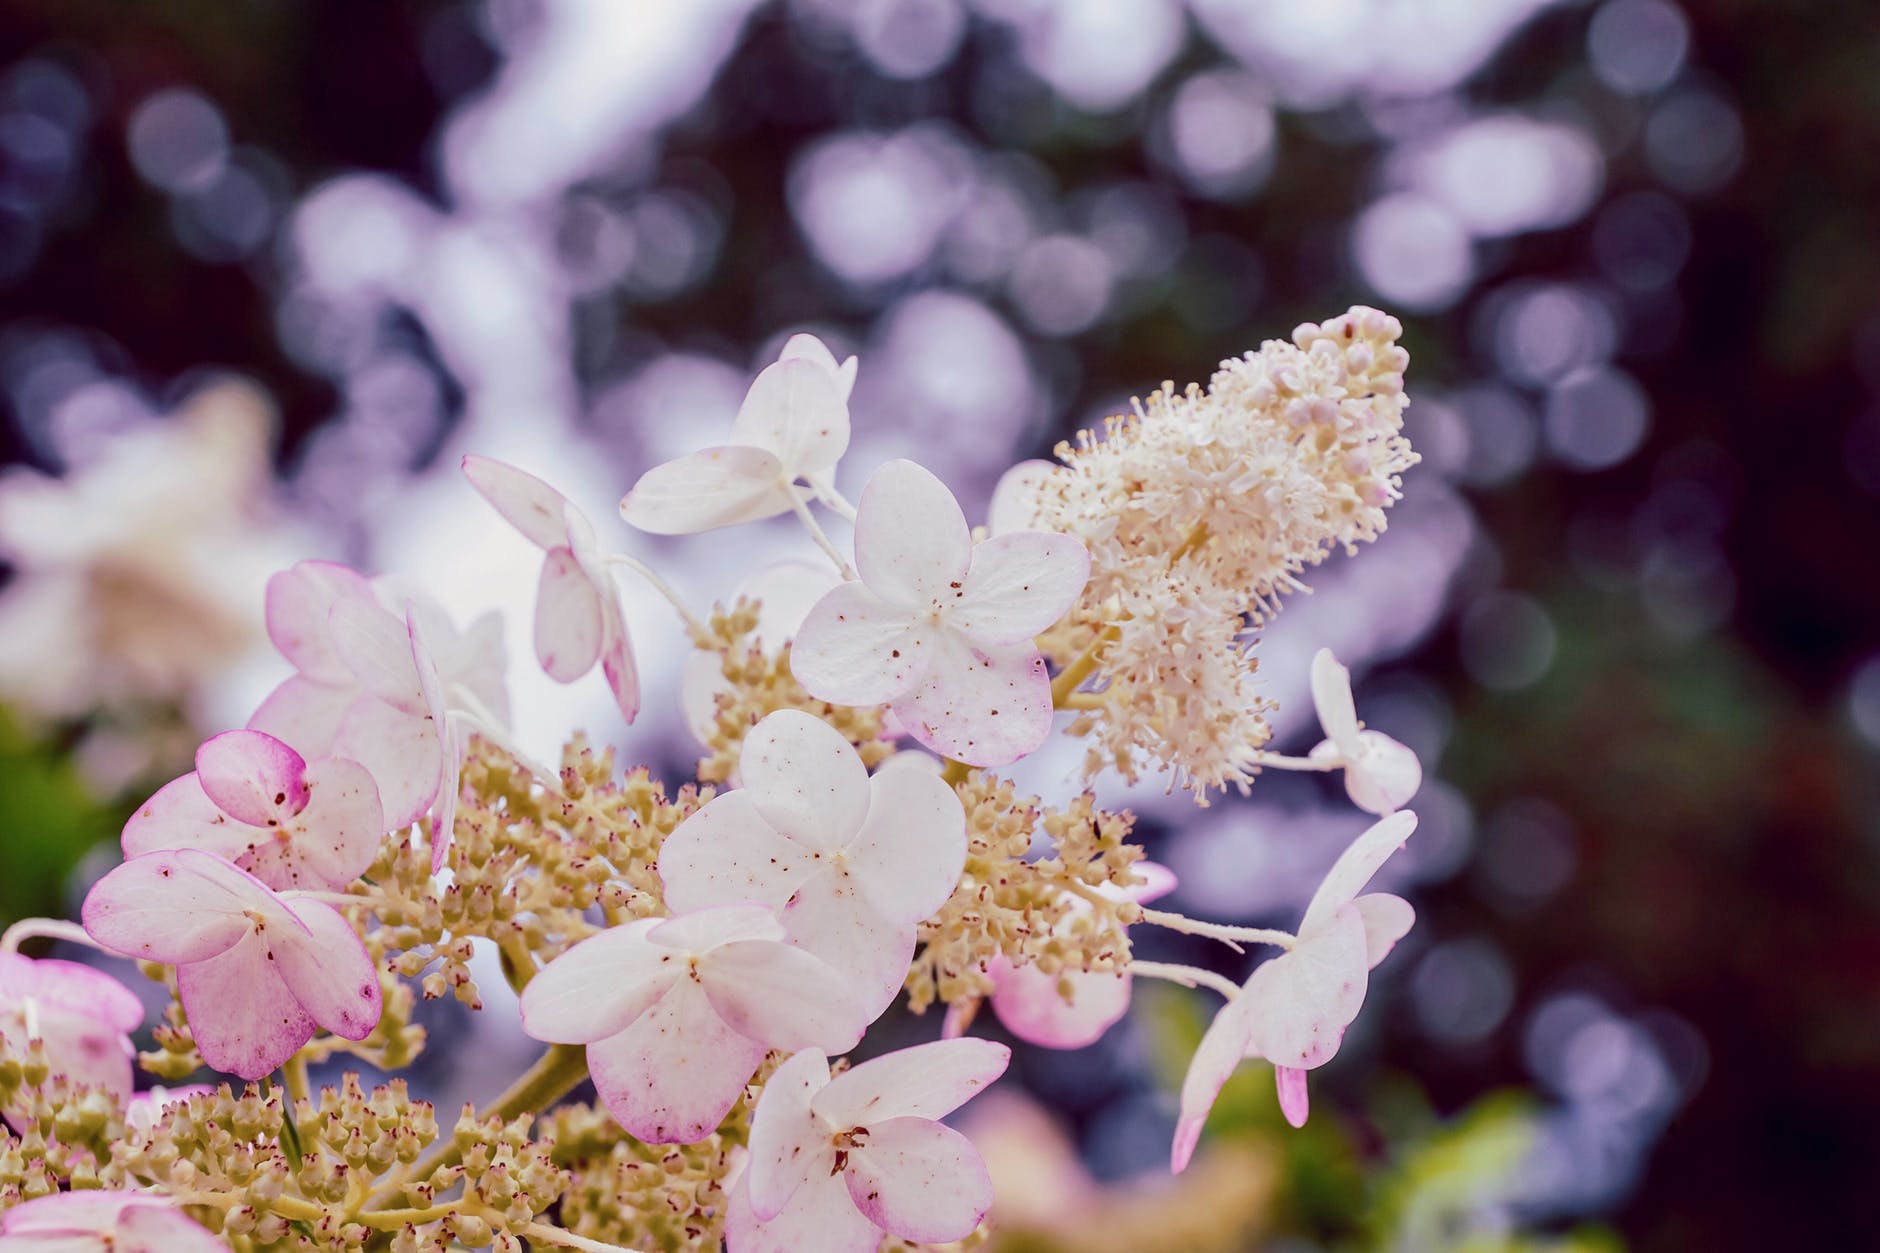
[659,710,965,1017]
[0,1192,226,1252]
[1307,648,1421,815]
[1173,810,1417,1170]
[461,455,639,721]
[81,848,382,1081]
[946,863,1176,1050]
[791,460,1090,766]
[518,902,872,1144]
[619,344,851,535]
[121,729,383,890]
[729,1039,1009,1252]
[0,954,142,1122]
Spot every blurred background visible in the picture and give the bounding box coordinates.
[1,0,1877,1249]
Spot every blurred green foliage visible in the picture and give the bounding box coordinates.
[0,706,121,926]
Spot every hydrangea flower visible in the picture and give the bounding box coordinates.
[518,902,872,1144]
[0,1192,226,1252]
[81,848,382,1081]
[680,560,839,745]
[121,729,383,891]
[1172,810,1417,1170]
[461,454,639,720]
[1306,648,1422,814]
[729,1038,1009,1252]
[790,460,1090,766]
[619,349,851,535]
[658,710,965,1015]
[0,953,142,1121]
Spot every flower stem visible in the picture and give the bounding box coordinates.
[1137,907,1294,951]
[787,486,856,579]
[1128,960,1243,1002]
[523,1224,651,1253]
[282,1054,311,1106]
[0,917,100,956]
[1050,624,1120,705]
[1244,750,1338,772]
[603,553,707,638]
[803,472,857,522]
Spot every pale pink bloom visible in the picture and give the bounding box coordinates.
[518,902,873,1144]
[777,332,858,401]
[81,849,382,1081]
[0,1191,226,1252]
[790,460,1089,766]
[1306,648,1422,815]
[946,863,1176,1050]
[680,560,840,745]
[1172,810,1418,1170]
[121,729,382,891]
[729,1038,1009,1252]
[658,710,965,1017]
[461,455,639,721]
[123,1084,215,1133]
[619,354,851,535]
[0,953,142,1122]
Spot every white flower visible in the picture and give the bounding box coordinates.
[1307,647,1422,814]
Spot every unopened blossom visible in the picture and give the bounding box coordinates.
[0,1192,226,1252]
[730,1038,1009,1252]
[0,953,142,1119]
[1306,647,1422,814]
[519,902,872,1144]
[462,454,639,720]
[1173,810,1417,1170]
[619,348,851,535]
[681,559,839,744]
[82,848,382,1080]
[659,709,965,1015]
[121,729,383,890]
[791,459,1090,766]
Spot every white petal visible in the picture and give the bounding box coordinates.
[1298,810,1417,937]
[1345,730,1423,815]
[587,980,767,1144]
[1353,893,1416,968]
[658,792,820,914]
[777,332,858,403]
[176,933,315,1080]
[648,901,788,953]
[986,459,1058,535]
[790,582,930,706]
[328,596,427,715]
[248,676,354,757]
[264,561,371,684]
[194,730,309,827]
[779,871,915,1021]
[518,919,677,1045]
[990,965,1131,1050]
[680,649,728,745]
[847,764,966,927]
[120,772,257,865]
[1172,991,1260,1173]
[728,358,850,474]
[116,1205,229,1253]
[534,548,605,682]
[460,454,570,550]
[745,1048,832,1221]
[740,559,844,646]
[845,1117,992,1244]
[273,897,382,1042]
[853,460,972,610]
[80,849,265,964]
[700,940,870,1052]
[332,697,442,831]
[738,710,870,852]
[951,532,1090,646]
[893,631,1053,767]
[1309,648,1363,758]
[1244,905,1371,1071]
[813,1037,1010,1128]
[725,1169,879,1253]
[619,446,793,535]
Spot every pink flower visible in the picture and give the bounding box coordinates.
[121,729,383,891]
[461,455,639,721]
[790,460,1089,766]
[81,848,382,1081]
[658,710,965,1017]
[518,902,873,1144]
[680,560,839,745]
[0,953,142,1121]
[123,1084,215,1133]
[0,1191,226,1252]
[729,1039,1009,1252]
[1306,648,1422,815]
[1172,810,1417,1170]
[947,863,1176,1050]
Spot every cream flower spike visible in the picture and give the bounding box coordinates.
[1307,648,1423,815]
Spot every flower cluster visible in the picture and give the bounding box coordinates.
[0,311,1428,1251]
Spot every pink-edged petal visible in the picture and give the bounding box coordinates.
[1352,893,1416,967]
[1244,905,1371,1071]
[1299,810,1418,936]
[4,1005,133,1112]
[726,1169,880,1253]
[854,460,972,610]
[790,582,930,706]
[728,358,850,474]
[263,756,384,890]
[745,1047,832,1222]
[1345,730,1423,815]
[1275,1065,1311,1128]
[194,730,310,826]
[332,697,441,830]
[116,1205,228,1253]
[81,849,266,964]
[648,901,788,953]
[987,460,1057,535]
[779,872,915,1021]
[120,772,252,864]
[951,532,1090,646]
[814,1037,1010,1128]
[658,792,819,915]
[619,446,794,535]
[458,611,512,724]
[1310,648,1363,759]
[248,676,355,757]
[738,710,869,852]
[1172,991,1260,1174]
[519,919,676,1045]
[274,897,382,1042]
[778,332,858,403]
[600,597,640,722]
[265,561,372,684]
[845,1117,992,1244]
[587,979,767,1144]
[0,954,143,1033]
[846,764,965,926]
[328,596,427,715]
[893,632,1052,767]
[1125,860,1179,905]
[534,548,605,682]
[461,454,571,550]
[430,728,462,876]
[176,933,315,1080]
[990,965,1131,1050]
[699,940,870,1053]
